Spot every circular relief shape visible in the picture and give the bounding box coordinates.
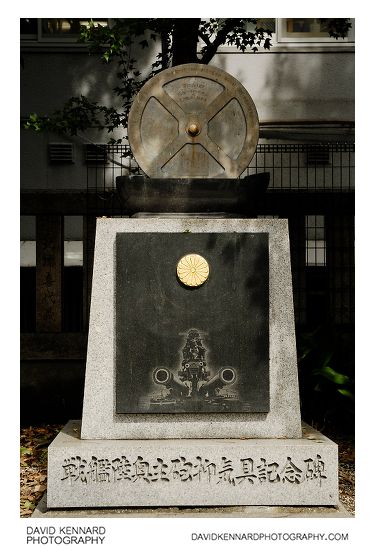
[153,368,170,384]
[177,254,209,287]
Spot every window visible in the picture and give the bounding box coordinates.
[246,18,276,34]
[218,18,354,52]
[305,215,326,266]
[20,18,108,42]
[277,18,354,43]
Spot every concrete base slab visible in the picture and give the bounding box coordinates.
[33,494,351,518]
[47,421,338,509]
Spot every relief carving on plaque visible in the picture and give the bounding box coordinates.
[115,232,270,415]
[146,329,240,412]
[176,254,210,287]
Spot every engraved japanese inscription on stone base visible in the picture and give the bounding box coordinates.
[61,453,327,487]
[115,232,269,414]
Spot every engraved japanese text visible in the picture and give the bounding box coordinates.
[61,454,328,486]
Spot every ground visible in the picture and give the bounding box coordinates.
[20,424,355,517]
[20,425,61,517]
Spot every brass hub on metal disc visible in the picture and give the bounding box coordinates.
[187,122,200,137]
[128,63,259,178]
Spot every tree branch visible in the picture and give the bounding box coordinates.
[197,29,212,47]
[200,19,240,64]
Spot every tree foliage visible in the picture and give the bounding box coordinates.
[297,322,354,434]
[24,18,351,143]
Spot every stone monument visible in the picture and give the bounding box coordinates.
[45,64,338,510]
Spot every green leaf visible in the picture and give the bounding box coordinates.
[337,388,354,399]
[319,366,350,385]
[20,446,32,456]
[23,500,35,510]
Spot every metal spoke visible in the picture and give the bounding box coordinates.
[151,135,187,172]
[151,88,187,121]
[201,88,234,125]
[199,134,237,175]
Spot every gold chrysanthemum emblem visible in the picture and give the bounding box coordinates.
[177,254,209,287]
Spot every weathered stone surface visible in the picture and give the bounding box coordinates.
[115,173,270,214]
[128,64,259,178]
[47,421,338,508]
[34,493,352,517]
[81,218,301,440]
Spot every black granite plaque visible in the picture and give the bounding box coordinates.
[115,232,269,414]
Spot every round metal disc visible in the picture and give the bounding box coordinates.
[176,253,209,287]
[128,63,259,178]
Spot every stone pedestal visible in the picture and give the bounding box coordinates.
[115,173,269,215]
[81,218,301,440]
[45,217,339,511]
[47,421,338,508]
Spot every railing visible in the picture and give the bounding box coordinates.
[82,142,355,192]
[20,142,354,362]
[247,142,354,190]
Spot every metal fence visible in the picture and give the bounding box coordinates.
[84,142,355,193]
[20,142,354,363]
[246,142,354,190]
